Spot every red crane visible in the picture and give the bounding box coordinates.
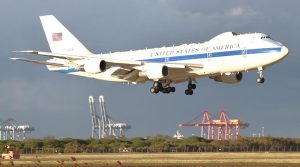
[178,109,249,140]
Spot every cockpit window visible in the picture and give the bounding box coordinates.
[232,32,238,36]
[261,35,271,39]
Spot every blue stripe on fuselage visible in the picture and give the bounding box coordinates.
[140,47,281,63]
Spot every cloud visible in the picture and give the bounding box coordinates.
[228,7,258,17]
[0,79,40,111]
[0,78,80,113]
[229,7,244,16]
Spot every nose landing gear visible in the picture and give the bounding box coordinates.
[185,80,196,95]
[257,67,265,83]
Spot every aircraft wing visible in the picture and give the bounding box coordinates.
[15,50,203,68]
[13,50,203,82]
[15,50,144,67]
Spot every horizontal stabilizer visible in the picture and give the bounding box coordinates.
[10,58,67,67]
[14,50,83,60]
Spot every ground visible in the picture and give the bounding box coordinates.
[1,153,300,166]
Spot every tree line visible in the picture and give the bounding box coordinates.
[1,136,300,153]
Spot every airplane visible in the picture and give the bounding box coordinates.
[11,15,289,95]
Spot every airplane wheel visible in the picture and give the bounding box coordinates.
[185,89,193,95]
[188,83,196,90]
[150,87,158,94]
[256,77,265,83]
[191,84,196,89]
[162,88,170,94]
[163,88,167,93]
[170,87,176,92]
[153,81,162,88]
[150,87,155,93]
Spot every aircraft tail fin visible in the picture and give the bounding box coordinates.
[39,15,93,55]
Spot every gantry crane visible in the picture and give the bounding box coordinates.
[178,109,249,140]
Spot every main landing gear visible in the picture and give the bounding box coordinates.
[150,79,197,95]
[185,80,196,95]
[150,81,176,94]
[256,67,265,83]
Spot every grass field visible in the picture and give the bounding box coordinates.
[1,153,300,166]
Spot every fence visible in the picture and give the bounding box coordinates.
[21,145,300,154]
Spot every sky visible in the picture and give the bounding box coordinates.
[0,0,299,139]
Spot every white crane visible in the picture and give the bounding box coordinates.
[88,95,131,139]
[0,118,35,140]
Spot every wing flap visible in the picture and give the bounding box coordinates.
[105,59,144,70]
[134,62,203,71]
[185,63,203,68]
[123,70,139,80]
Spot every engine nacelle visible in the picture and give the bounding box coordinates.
[143,64,169,79]
[213,72,243,84]
[83,59,107,73]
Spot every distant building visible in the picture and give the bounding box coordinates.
[173,130,184,139]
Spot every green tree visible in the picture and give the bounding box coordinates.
[64,140,80,153]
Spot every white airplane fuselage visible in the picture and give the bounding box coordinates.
[51,32,288,83]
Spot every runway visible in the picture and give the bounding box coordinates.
[2,152,300,166]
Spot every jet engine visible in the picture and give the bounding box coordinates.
[143,64,169,79]
[212,72,243,84]
[83,59,107,73]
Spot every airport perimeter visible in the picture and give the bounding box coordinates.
[1,153,300,167]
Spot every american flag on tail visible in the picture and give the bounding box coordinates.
[52,32,62,42]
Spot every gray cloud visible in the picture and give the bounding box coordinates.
[228,7,259,17]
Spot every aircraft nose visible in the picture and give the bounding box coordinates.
[281,46,289,58]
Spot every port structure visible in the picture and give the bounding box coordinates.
[0,118,35,140]
[178,109,249,140]
[88,95,131,139]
